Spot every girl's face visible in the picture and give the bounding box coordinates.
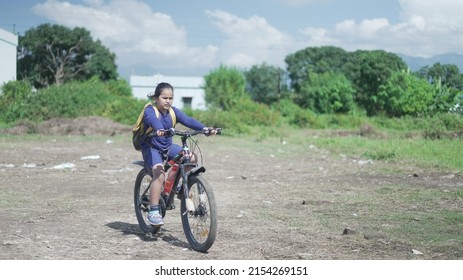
[155,88,174,110]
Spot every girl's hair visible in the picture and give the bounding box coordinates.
[152,82,174,98]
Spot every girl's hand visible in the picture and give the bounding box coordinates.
[203,127,219,135]
[156,129,166,136]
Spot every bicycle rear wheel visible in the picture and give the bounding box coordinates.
[180,174,217,252]
[134,168,161,234]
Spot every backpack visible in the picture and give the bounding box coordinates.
[132,103,177,151]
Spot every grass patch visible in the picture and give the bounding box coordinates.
[302,134,463,171]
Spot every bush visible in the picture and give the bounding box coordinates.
[0,78,144,126]
[291,108,319,128]
[423,113,463,139]
[102,97,146,125]
[232,98,281,127]
[0,80,33,123]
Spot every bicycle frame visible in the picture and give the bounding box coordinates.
[133,130,207,213]
[133,128,221,252]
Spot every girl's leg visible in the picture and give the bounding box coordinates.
[142,147,165,226]
[149,164,164,207]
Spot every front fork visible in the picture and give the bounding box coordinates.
[179,163,206,213]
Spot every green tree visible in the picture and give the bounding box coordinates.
[344,50,408,116]
[85,41,118,82]
[298,72,355,114]
[285,46,349,93]
[416,63,463,90]
[244,63,288,105]
[17,23,118,88]
[203,65,247,110]
[377,70,434,117]
[429,78,461,114]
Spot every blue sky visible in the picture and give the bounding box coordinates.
[1,0,462,79]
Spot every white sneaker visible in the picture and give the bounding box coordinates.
[147,211,164,226]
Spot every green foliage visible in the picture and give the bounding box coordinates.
[101,97,145,125]
[17,23,118,88]
[429,79,461,114]
[316,114,367,129]
[423,113,463,139]
[34,77,112,119]
[363,149,397,160]
[416,63,463,90]
[232,98,281,126]
[203,65,247,110]
[0,77,144,126]
[188,98,281,135]
[272,98,317,128]
[377,70,435,117]
[0,80,33,123]
[298,72,355,114]
[189,109,251,135]
[104,79,133,98]
[345,50,408,116]
[285,46,349,92]
[85,41,118,81]
[291,109,319,128]
[284,47,408,116]
[244,63,288,105]
[273,98,301,119]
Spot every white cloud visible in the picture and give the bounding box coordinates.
[399,0,463,28]
[277,0,328,7]
[299,0,463,57]
[336,18,389,36]
[205,10,296,69]
[33,0,217,76]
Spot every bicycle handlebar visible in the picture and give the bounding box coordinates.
[168,127,222,137]
[148,127,222,138]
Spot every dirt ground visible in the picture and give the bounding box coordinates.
[0,117,462,260]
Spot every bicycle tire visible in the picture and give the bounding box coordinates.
[180,174,217,252]
[134,168,161,234]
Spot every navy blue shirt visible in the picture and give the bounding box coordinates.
[141,105,205,151]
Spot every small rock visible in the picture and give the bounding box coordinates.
[52,163,75,169]
[357,159,373,165]
[80,155,100,160]
[342,228,356,235]
[412,249,423,255]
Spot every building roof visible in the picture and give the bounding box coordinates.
[0,28,18,46]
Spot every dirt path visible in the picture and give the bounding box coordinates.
[1,119,462,260]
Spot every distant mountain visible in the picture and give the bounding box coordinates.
[398,52,463,72]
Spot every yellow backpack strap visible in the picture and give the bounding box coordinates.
[144,103,154,135]
[153,105,176,127]
[169,107,177,127]
[133,103,151,132]
[153,105,160,119]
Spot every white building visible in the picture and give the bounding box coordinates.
[130,74,206,110]
[0,28,18,86]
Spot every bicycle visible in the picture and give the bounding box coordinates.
[133,128,221,252]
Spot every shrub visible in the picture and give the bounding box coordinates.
[0,80,33,123]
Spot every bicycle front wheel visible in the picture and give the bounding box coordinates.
[180,174,217,252]
[134,168,160,234]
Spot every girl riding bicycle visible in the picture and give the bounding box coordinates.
[140,82,217,226]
